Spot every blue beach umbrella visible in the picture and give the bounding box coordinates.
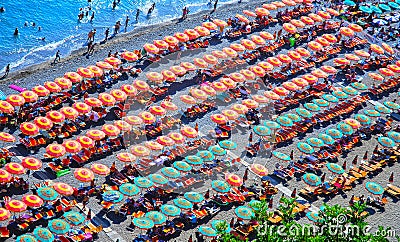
[388,2,400,9]
[306,212,323,223]
[302,173,322,187]
[219,140,237,150]
[263,120,281,129]
[322,94,339,103]
[378,3,391,11]
[318,133,335,145]
[354,114,371,126]
[173,161,192,172]
[272,151,291,161]
[48,219,70,235]
[307,138,325,147]
[145,211,166,225]
[198,226,217,237]
[134,176,154,188]
[365,182,384,195]
[295,108,313,118]
[312,99,329,107]
[132,218,154,229]
[285,113,302,122]
[37,187,58,201]
[276,116,294,127]
[332,91,348,99]
[363,109,381,117]
[184,192,204,203]
[326,128,343,139]
[235,206,254,220]
[119,183,140,196]
[374,105,391,114]
[160,204,181,217]
[173,198,193,210]
[359,6,372,13]
[304,103,321,112]
[208,145,227,156]
[342,86,359,96]
[211,220,231,233]
[383,101,400,110]
[33,227,54,242]
[211,180,231,193]
[253,125,271,136]
[161,167,181,179]
[351,82,368,90]
[16,235,37,242]
[337,122,354,135]
[378,136,395,148]
[297,142,315,154]
[371,5,383,14]
[326,163,345,174]
[185,155,204,165]
[344,0,356,6]
[196,150,215,161]
[148,173,169,185]
[102,190,124,203]
[63,211,85,226]
[387,131,400,143]
[249,200,263,211]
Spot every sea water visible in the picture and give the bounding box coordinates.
[0,0,236,74]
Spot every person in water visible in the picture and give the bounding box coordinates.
[3,64,10,78]
[148,3,155,15]
[0,7,5,12]
[125,16,130,30]
[135,9,140,21]
[104,28,110,42]
[14,28,19,36]
[112,0,117,9]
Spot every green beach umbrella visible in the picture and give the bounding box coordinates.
[354,114,371,125]
[276,116,294,127]
[285,113,302,122]
[235,206,254,220]
[208,145,227,156]
[322,94,339,103]
[173,198,193,210]
[378,136,395,148]
[351,82,368,90]
[219,140,237,150]
[326,163,345,174]
[304,103,321,112]
[173,161,192,172]
[102,190,124,203]
[160,204,181,217]
[364,109,381,117]
[342,86,359,95]
[145,211,166,225]
[161,167,181,179]
[211,180,231,193]
[63,211,85,226]
[312,99,329,107]
[302,173,322,187]
[383,101,400,110]
[374,105,391,114]
[344,0,356,6]
[318,133,335,145]
[48,219,70,235]
[365,182,384,195]
[297,142,315,154]
[196,150,215,161]
[148,173,169,185]
[326,128,343,139]
[307,138,325,147]
[33,227,54,242]
[378,3,391,11]
[185,155,203,165]
[387,131,400,143]
[388,2,400,9]
[272,151,291,161]
[211,220,231,233]
[134,176,154,188]
[132,218,154,229]
[253,125,271,136]
[119,183,140,196]
[249,200,262,211]
[337,122,354,135]
[359,6,372,13]
[263,120,281,129]
[16,235,37,242]
[370,5,383,14]
[184,191,204,203]
[295,108,313,118]
[306,212,323,223]
[37,187,58,201]
[332,91,348,99]
[198,226,217,237]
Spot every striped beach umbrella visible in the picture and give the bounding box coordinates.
[304,103,321,112]
[102,190,124,203]
[130,145,150,157]
[312,99,329,107]
[22,194,43,208]
[384,101,400,110]
[251,163,268,176]
[0,169,12,183]
[53,183,74,196]
[21,157,42,170]
[225,173,243,187]
[20,122,39,136]
[351,82,368,90]
[6,200,27,212]
[91,163,110,176]
[0,208,11,221]
[46,144,66,158]
[5,162,25,175]
[74,168,94,182]
[285,113,302,122]
[0,132,15,143]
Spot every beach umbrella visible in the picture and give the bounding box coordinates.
[201,85,217,96]
[252,95,269,104]
[37,187,58,201]
[384,101,400,110]
[276,116,293,127]
[277,54,292,64]
[325,129,343,139]
[130,145,150,157]
[198,226,217,237]
[208,145,227,156]
[91,163,110,176]
[194,26,210,36]
[370,44,384,55]
[307,138,324,147]
[147,173,168,185]
[22,194,43,208]
[110,89,127,102]
[196,150,215,161]
[225,173,243,187]
[72,102,91,114]
[43,82,61,93]
[387,131,400,143]
[180,94,197,105]
[132,79,150,92]
[302,74,318,84]
[295,108,312,118]
[222,47,238,58]
[242,99,259,109]
[251,163,268,176]
[229,72,246,83]
[312,69,328,78]
[6,199,27,212]
[59,107,79,120]
[365,182,384,195]
[255,7,270,16]
[76,136,95,149]
[180,126,198,138]
[274,86,290,96]
[63,211,85,226]
[381,43,394,55]
[0,132,15,143]
[20,122,39,136]
[164,35,179,46]
[0,169,12,183]
[167,132,185,144]
[83,97,102,108]
[21,157,42,170]
[312,99,329,107]
[359,6,372,13]
[124,115,143,126]
[210,113,228,125]
[213,18,228,27]
[231,103,249,114]
[306,212,323,223]
[119,183,140,196]
[250,35,266,46]
[138,111,156,124]
[48,219,70,235]
[264,91,280,100]
[53,182,74,196]
[374,105,391,114]
[5,162,25,175]
[159,101,178,112]
[291,19,306,28]
[253,125,271,136]
[387,64,400,74]
[145,141,163,151]
[185,155,203,165]
[344,118,361,129]
[388,2,400,9]
[235,206,254,220]
[134,176,154,188]
[351,82,368,90]
[221,109,239,121]
[203,54,218,65]
[272,151,291,161]
[342,86,359,96]
[263,3,277,10]
[321,94,339,103]
[221,77,236,89]
[354,114,371,126]
[184,192,204,203]
[114,120,132,132]
[143,43,160,54]
[304,103,321,112]
[287,51,302,61]
[95,61,113,70]
[326,163,345,174]
[326,7,339,16]
[156,136,174,147]
[354,50,370,58]
[378,137,395,148]
[302,173,322,186]
[267,57,282,67]
[0,101,14,114]
[161,167,181,179]
[76,67,94,79]
[33,85,50,97]
[345,54,361,62]
[211,180,231,193]
[379,68,394,77]
[101,124,120,138]
[33,227,54,242]
[74,168,94,182]
[297,142,314,154]
[102,190,124,203]
[54,77,73,90]
[16,235,37,242]
[315,37,330,47]
[257,61,274,71]
[173,161,192,172]
[333,58,351,66]
[307,41,323,51]
[263,120,281,129]
[295,47,311,57]
[240,69,256,80]
[7,94,25,106]
[283,23,297,34]
[160,204,181,217]
[309,13,323,22]
[120,51,139,62]
[318,133,335,145]
[378,3,391,11]
[337,122,354,135]
[133,218,154,229]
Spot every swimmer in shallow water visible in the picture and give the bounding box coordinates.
[0,7,5,12]
[14,28,19,36]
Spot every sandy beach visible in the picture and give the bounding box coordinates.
[0,0,400,241]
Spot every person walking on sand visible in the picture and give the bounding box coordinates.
[2,64,10,78]
[104,28,110,42]
[125,16,130,30]
[54,50,61,63]
[135,9,140,21]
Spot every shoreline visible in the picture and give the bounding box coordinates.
[0,0,245,86]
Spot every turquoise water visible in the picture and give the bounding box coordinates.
[0,0,234,73]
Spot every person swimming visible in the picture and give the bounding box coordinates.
[13,28,19,36]
[0,7,5,12]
